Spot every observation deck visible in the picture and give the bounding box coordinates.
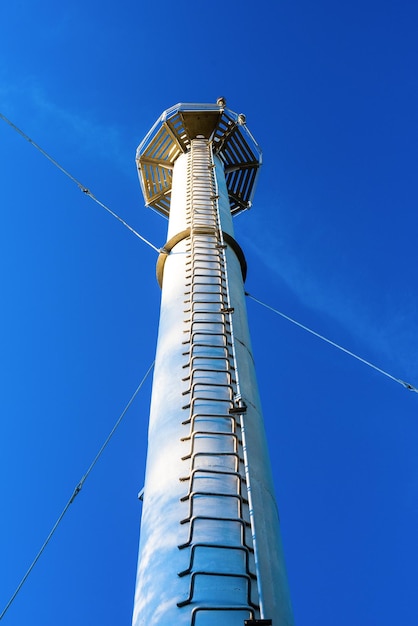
[136,100,262,217]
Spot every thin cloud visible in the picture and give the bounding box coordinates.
[0,76,131,175]
[239,207,418,383]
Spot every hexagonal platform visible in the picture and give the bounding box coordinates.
[136,101,262,217]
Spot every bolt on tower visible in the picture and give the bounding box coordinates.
[132,100,293,626]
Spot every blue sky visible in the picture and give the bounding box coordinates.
[1,1,418,625]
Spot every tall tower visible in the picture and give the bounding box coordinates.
[132,101,293,626]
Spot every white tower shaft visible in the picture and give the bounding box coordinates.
[133,106,293,626]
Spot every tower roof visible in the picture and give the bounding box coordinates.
[136,101,262,217]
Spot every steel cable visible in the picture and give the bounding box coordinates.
[245,292,417,394]
[0,361,154,621]
[0,111,160,253]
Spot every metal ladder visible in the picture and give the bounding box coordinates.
[177,138,260,625]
